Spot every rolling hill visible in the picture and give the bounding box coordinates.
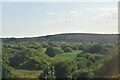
[2,33,118,44]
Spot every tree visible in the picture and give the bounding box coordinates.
[73,70,95,78]
[20,55,51,70]
[41,42,49,48]
[78,43,91,52]
[61,45,71,50]
[28,45,42,50]
[74,57,89,69]
[77,53,103,63]
[100,48,111,54]
[40,60,77,79]
[88,44,104,53]
[45,47,63,57]
[2,52,13,78]
[54,60,77,78]
[71,46,78,50]
[63,47,73,52]
[10,48,38,68]
[39,65,56,79]
[2,63,13,78]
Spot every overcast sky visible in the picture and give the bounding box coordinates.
[1,0,119,2]
[1,2,118,38]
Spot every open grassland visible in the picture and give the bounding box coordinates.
[54,50,82,60]
[13,70,42,78]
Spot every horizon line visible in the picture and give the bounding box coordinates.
[1,32,119,38]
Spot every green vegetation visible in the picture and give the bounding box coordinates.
[13,70,42,78]
[45,47,63,57]
[63,47,73,52]
[2,33,118,44]
[2,33,119,79]
[54,50,82,60]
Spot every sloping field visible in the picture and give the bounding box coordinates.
[13,70,42,78]
[54,50,82,60]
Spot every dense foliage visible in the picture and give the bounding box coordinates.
[45,47,63,57]
[2,34,118,79]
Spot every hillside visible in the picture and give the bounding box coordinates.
[2,33,119,79]
[2,33,118,43]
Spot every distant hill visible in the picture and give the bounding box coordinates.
[2,33,118,44]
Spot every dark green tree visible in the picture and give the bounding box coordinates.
[2,52,13,78]
[71,46,78,50]
[45,47,63,57]
[88,44,104,53]
[63,47,73,52]
[39,65,56,79]
[54,60,77,78]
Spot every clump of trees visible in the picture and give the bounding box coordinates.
[20,55,51,70]
[78,42,91,51]
[45,47,63,57]
[39,65,56,79]
[2,41,117,79]
[40,60,77,78]
[2,62,14,78]
[71,46,78,50]
[10,48,38,68]
[39,42,117,79]
[87,44,104,53]
[2,52,14,78]
[63,47,73,52]
[79,43,112,54]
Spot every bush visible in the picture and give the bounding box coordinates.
[41,42,49,48]
[78,43,91,52]
[77,53,103,64]
[20,54,52,70]
[73,70,95,78]
[61,45,71,50]
[2,63,14,78]
[39,65,56,79]
[63,47,73,52]
[10,48,39,68]
[29,45,42,50]
[45,47,63,57]
[88,44,104,53]
[71,46,78,50]
[100,48,111,54]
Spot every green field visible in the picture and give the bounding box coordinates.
[54,50,82,60]
[13,70,42,78]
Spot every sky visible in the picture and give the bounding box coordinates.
[1,2,118,38]
[1,0,119,2]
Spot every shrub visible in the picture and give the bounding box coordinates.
[45,47,63,57]
[40,59,77,78]
[63,47,73,52]
[78,43,91,52]
[88,44,104,53]
[71,46,78,50]
[39,65,56,79]
[73,70,95,78]
[61,45,71,50]
[41,42,49,48]
[20,54,52,70]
